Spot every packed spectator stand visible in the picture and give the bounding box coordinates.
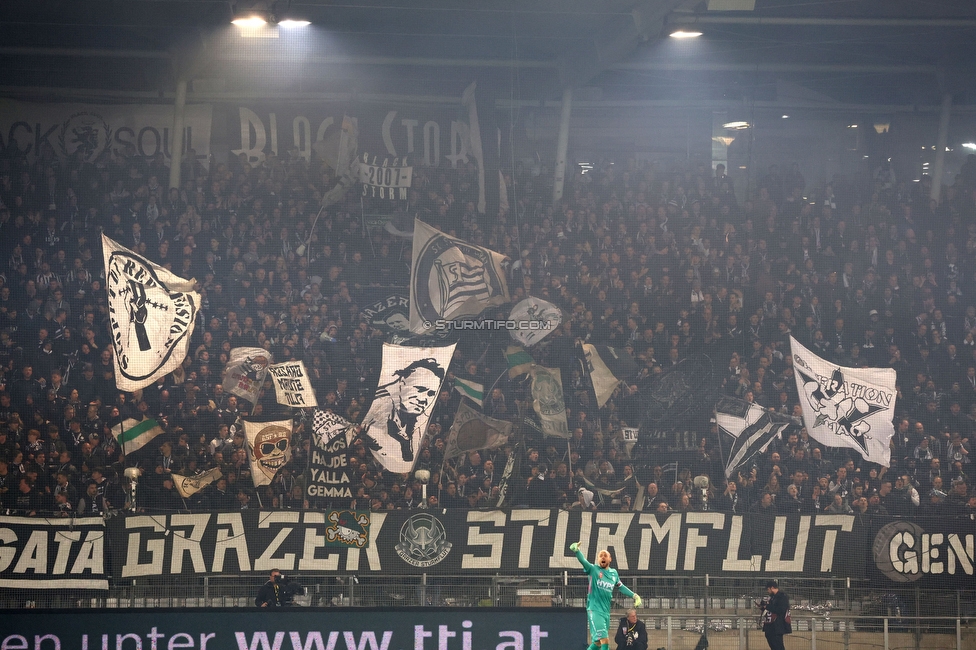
[0,143,974,520]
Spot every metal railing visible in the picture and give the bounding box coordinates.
[4,576,974,649]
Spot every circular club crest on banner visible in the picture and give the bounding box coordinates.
[395,513,452,568]
[413,233,505,323]
[106,251,197,383]
[533,369,565,417]
[57,111,113,162]
[872,520,925,583]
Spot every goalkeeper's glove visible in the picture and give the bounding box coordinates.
[633,594,642,608]
[569,542,580,552]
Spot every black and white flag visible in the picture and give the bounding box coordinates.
[103,234,200,391]
[358,287,411,334]
[508,296,562,347]
[360,342,456,473]
[268,361,317,407]
[409,219,509,334]
[306,409,356,501]
[222,347,272,403]
[790,336,896,466]
[716,397,796,478]
[581,344,639,408]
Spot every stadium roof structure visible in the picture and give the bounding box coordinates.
[0,0,974,109]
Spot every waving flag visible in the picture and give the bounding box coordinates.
[222,347,272,403]
[409,219,509,333]
[581,343,638,408]
[505,345,534,378]
[243,417,293,487]
[102,234,200,391]
[111,417,165,457]
[508,296,562,347]
[306,409,356,500]
[715,397,796,478]
[172,467,222,499]
[360,342,456,473]
[530,366,570,438]
[790,336,897,466]
[453,377,484,406]
[444,402,512,460]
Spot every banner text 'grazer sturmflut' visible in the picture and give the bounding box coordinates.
[109,510,868,579]
[0,608,584,650]
[3,511,974,588]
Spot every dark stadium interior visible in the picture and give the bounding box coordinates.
[0,0,975,638]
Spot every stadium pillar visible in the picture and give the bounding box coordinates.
[552,86,573,203]
[930,92,952,204]
[168,78,188,190]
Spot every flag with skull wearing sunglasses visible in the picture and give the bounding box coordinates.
[243,417,294,487]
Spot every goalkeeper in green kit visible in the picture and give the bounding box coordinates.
[570,541,642,650]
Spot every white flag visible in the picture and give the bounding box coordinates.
[268,361,318,408]
[103,234,200,391]
[444,402,512,460]
[530,366,570,438]
[508,296,562,347]
[409,219,509,334]
[360,342,456,473]
[582,343,638,408]
[222,347,272,403]
[790,336,897,467]
[172,467,222,499]
[243,418,293,487]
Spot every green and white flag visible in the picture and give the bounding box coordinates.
[505,345,534,378]
[111,417,165,456]
[529,366,570,438]
[453,377,484,406]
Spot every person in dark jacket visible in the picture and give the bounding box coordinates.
[760,580,791,650]
[614,609,648,650]
[255,569,290,607]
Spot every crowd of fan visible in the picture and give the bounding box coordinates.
[0,138,974,520]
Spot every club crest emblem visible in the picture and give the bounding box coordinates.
[105,250,198,384]
[326,510,370,548]
[395,513,452,567]
[413,233,506,323]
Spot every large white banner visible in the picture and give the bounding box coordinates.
[0,100,212,169]
[360,342,456,474]
[790,336,897,467]
[102,234,200,391]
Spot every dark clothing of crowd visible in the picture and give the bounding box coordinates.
[0,140,973,518]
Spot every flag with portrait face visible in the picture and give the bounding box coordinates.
[102,234,200,391]
[409,219,509,334]
[360,342,456,473]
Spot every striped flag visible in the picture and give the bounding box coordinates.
[715,397,796,478]
[453,377,484,406]
[505,345,534,378]
[409,219,509,333]
[111,417,165,456]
